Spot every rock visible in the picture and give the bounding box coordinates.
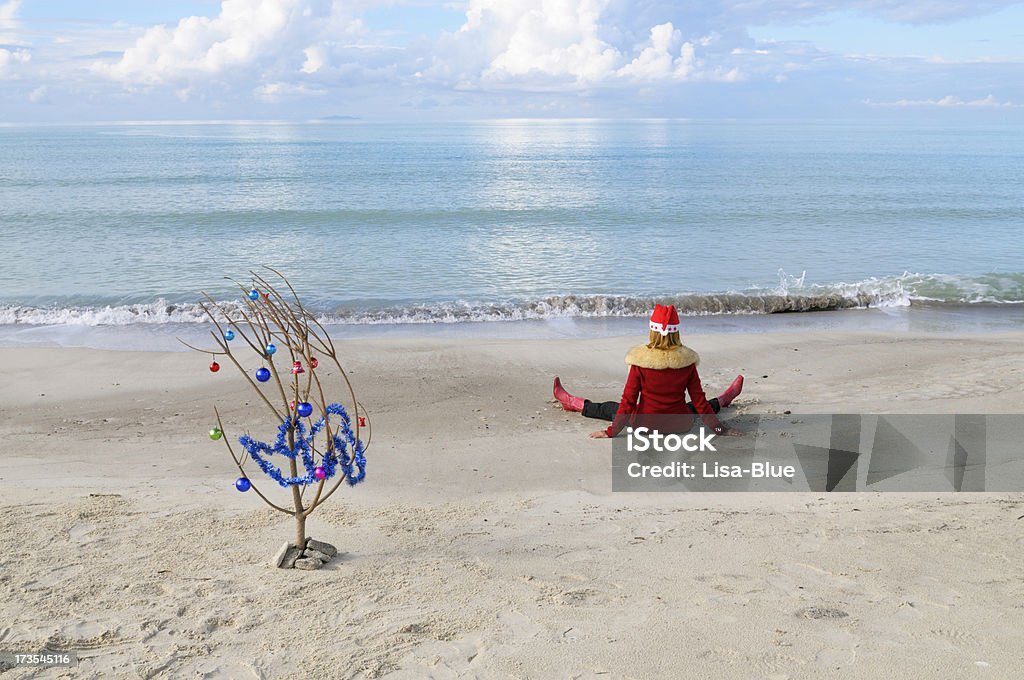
[304,549,331,562]
[272,542,290,568]
[273,543,304,569]
[305,538,337,557]
[282,547,304,569]
[294,557,323,570]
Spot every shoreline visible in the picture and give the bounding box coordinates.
[2,303,1024,352]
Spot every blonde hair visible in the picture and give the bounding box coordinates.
[647,330,682,350]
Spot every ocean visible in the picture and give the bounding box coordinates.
[1,119,1022,345]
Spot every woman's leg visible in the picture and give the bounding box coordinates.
[718,376,744,407]
[687,398,721,415]
[582,400,620,421]
[553,377,585,412]
[687,377,744,414]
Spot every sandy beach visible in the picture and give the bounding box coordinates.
[1,328,1023,679]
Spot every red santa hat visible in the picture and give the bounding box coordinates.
[649,304,680,336]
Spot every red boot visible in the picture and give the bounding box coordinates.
[553,377,585,412]
[717,375,744,408]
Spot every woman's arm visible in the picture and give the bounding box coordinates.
[603,365,642,437]
[687,368,725,432]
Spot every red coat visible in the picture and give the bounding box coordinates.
[606,343,723,437]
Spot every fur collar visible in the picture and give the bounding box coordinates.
[625,344,700,370]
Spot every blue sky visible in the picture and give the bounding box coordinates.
[1,0,1022,122]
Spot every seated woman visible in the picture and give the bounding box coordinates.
[553,304,745,439]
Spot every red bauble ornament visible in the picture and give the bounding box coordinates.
[209,360,220,372]
[309,357,318,369]
[289,400,296,411]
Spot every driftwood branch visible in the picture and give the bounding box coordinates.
[185,269,370,545]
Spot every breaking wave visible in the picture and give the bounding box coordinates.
[1,272,1021,326]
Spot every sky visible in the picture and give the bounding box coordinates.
[1,0,1022,122]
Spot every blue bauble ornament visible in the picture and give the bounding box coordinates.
[248,289,259,301]
[296,401,313,417]
[265,343,277,356]
[255,367,271,382]
[235,477,251,492]
[224,330,235,341]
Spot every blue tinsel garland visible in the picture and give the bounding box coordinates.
[238,403,367,488]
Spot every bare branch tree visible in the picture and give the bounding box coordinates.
[179,268,369,563]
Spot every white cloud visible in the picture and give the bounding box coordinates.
[95,0,365,85]
[0,0,18,29]
[301,45,326,73]
[474,0,622,85]
[427,1,743,88]
[618,23,687,80]
[0,0,22,45]
[80,0,1013,109]
[0,46,29,77]
[868,94,1021,107]
[924,55,1013,65]
[718,0,1021,26]
[614,24,743,82]
[253,81,327,102]
[27,84,47,102]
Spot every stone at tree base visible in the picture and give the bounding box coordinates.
[294,557,323,570]
[305,538,337,557]
[281,547,304,569]
[272,543,291,568]
[272,543,304,569]
[304,548,331,563]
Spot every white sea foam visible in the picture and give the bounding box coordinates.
[2,273,1019,327]
[0,300,214,326]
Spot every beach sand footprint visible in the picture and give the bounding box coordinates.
[695,572,765,596]
[798,606,849,620]
[786,606,862,671]
[68,522,98,544]
[44,619,137,660]
[495,609,545,643]
[23,563,85,590]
